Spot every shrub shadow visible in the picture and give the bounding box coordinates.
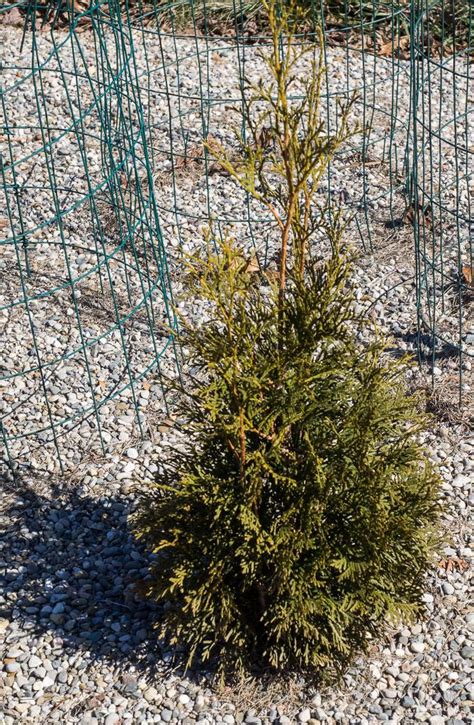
[0,465,187,684]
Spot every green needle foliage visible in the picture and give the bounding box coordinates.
[135,0,441,679]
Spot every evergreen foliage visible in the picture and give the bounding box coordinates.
[135,0,441,678]
[135,235,440,675]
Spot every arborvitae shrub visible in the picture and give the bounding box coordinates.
[135,0,440,678]
[135,237,440,677]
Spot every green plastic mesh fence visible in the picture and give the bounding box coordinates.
[1,0,472,473]
[409,0,473,403]
[1,0,178,472]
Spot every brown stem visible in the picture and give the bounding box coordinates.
[299,186,312,277]
[239,407,246,484]
[256,583,266,615]
[279,196,296,298]
[265,200,285,232]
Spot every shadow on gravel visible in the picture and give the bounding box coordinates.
[0,467,180,683]
[390,330,462,363]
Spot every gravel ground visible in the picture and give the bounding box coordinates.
[1,15,473,724]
